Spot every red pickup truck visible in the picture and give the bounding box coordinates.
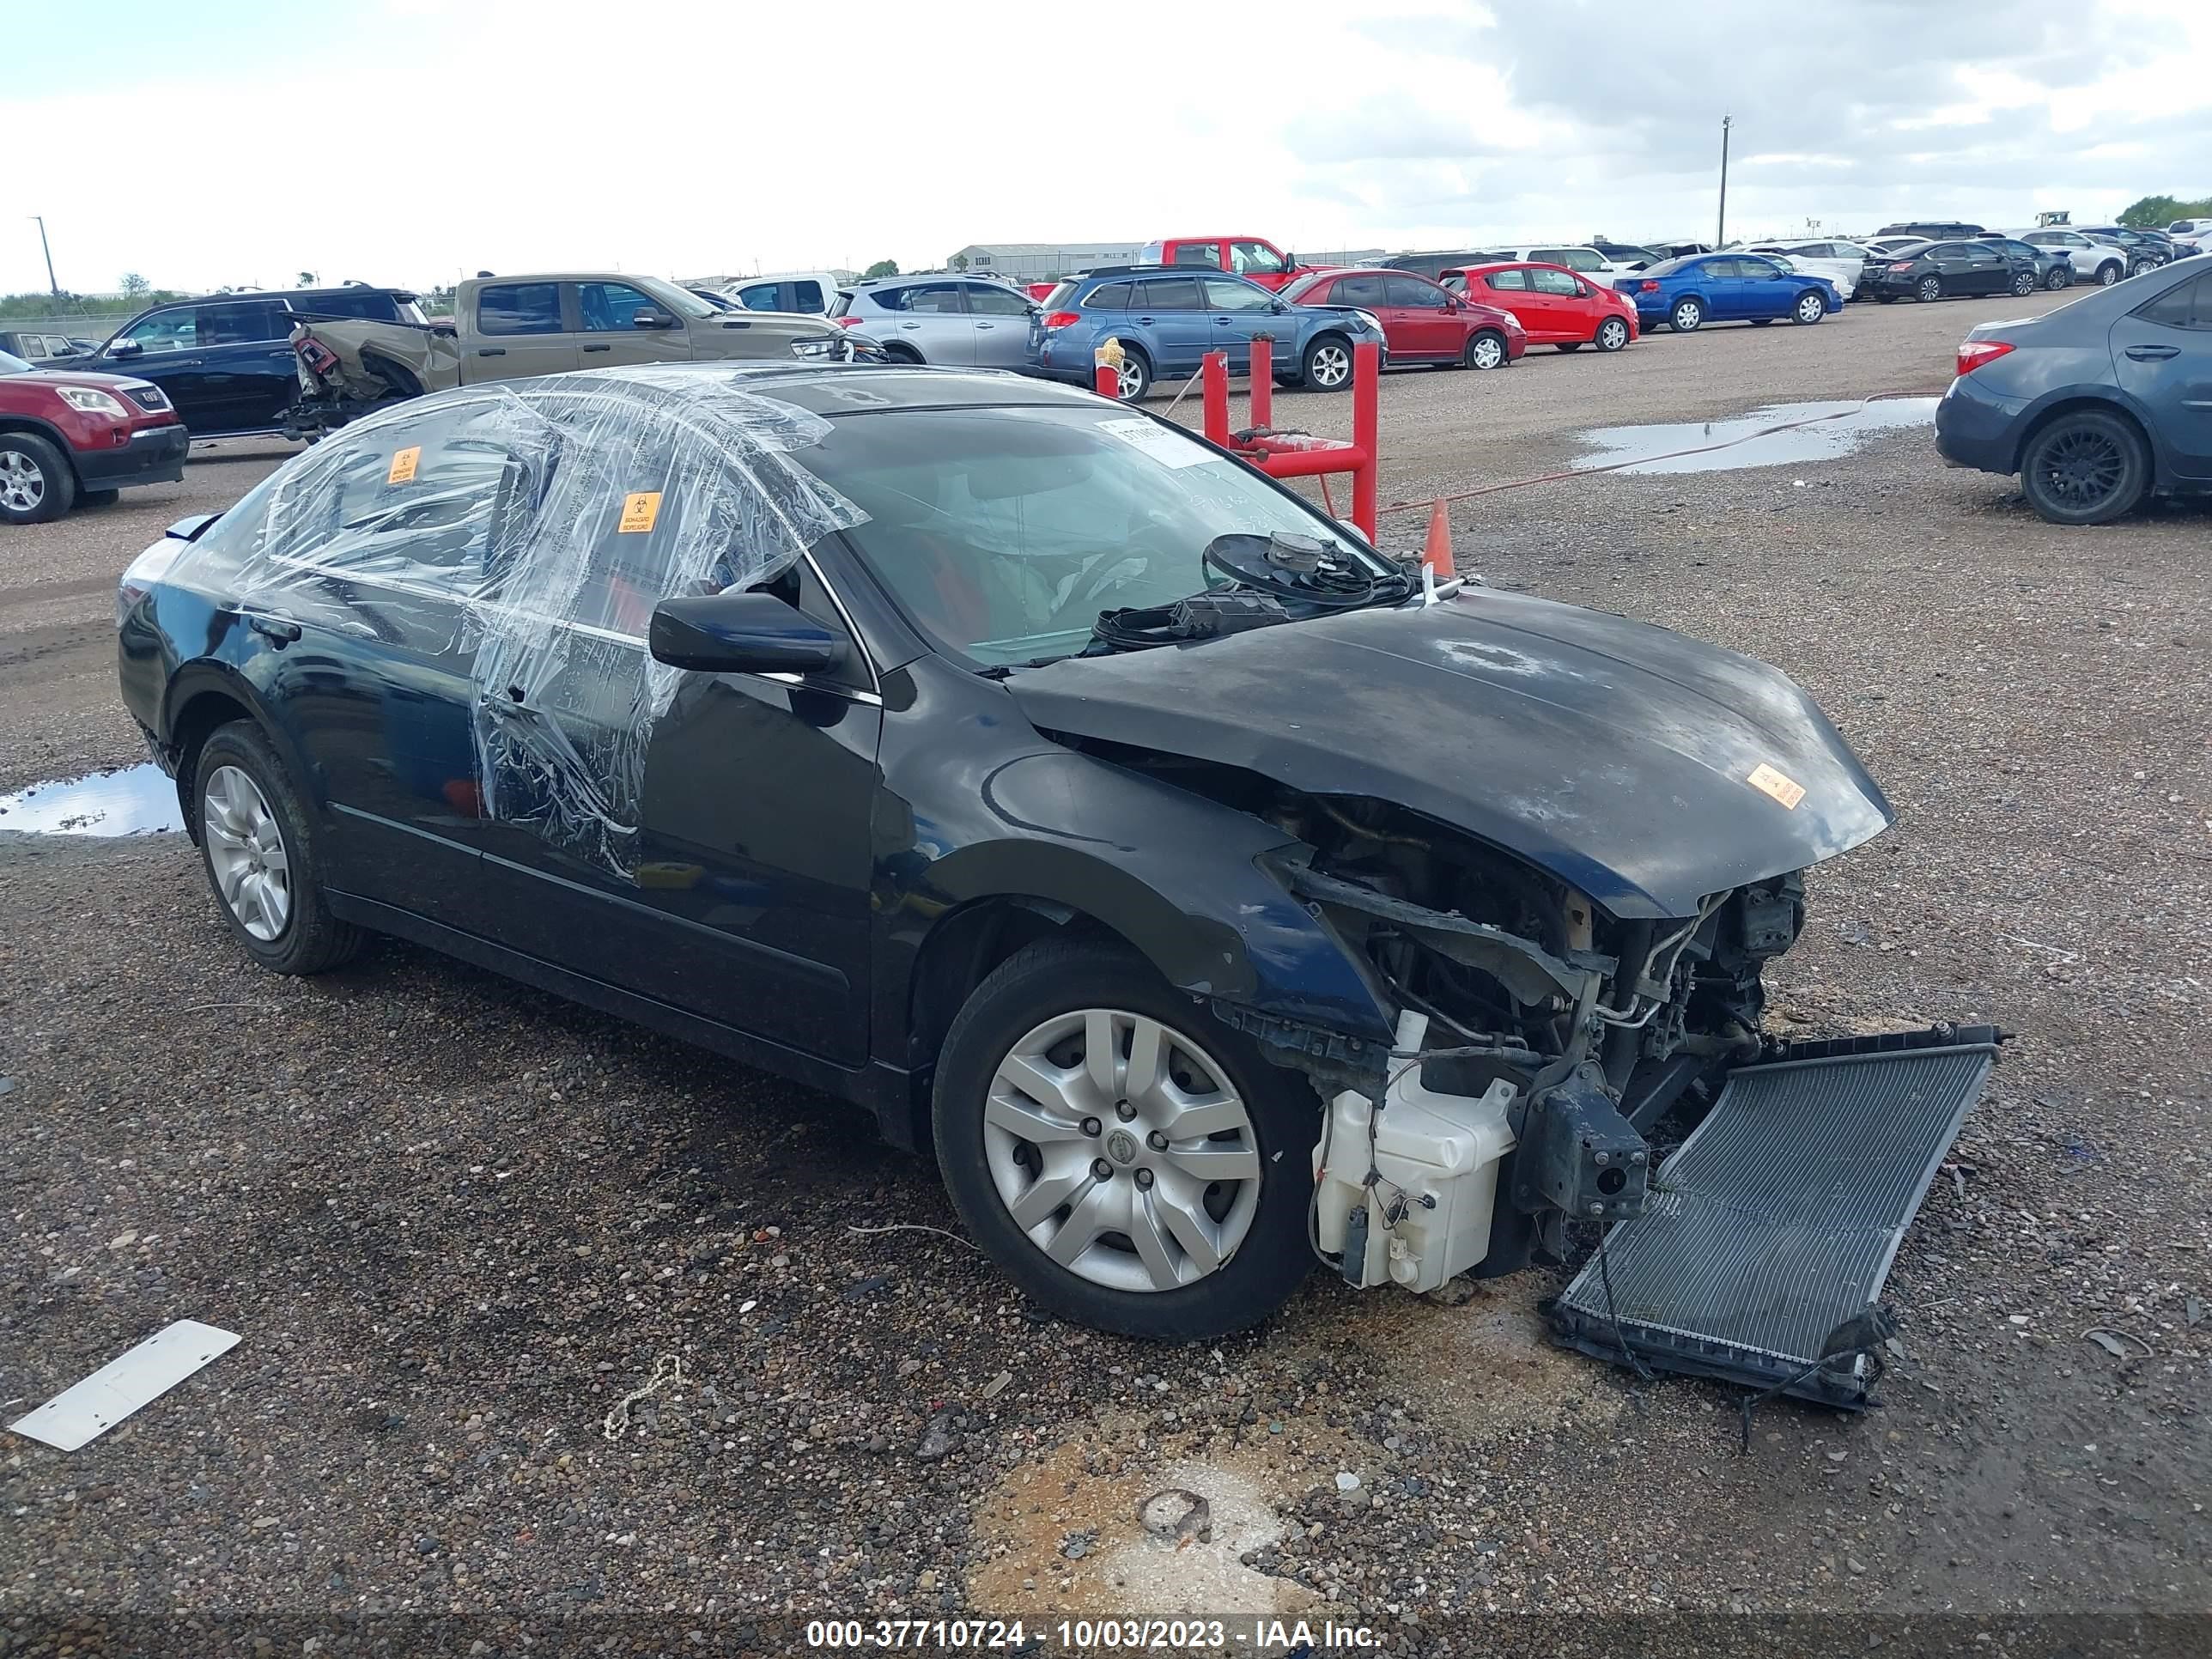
[1136,235,1310,290]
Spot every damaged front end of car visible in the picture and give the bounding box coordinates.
[1012,589,2002,1402]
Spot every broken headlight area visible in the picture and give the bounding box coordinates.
[1242,790,1810,1292]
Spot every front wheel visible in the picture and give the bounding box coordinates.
[2097,262,2121,288]
[2045,266,2071,291]
[1917,276,1942,302]
[2010,270,2036,296]
[2020,410,2149,526]
[1300,335,1353,391]
[1792,290,1827,324]
[933,939,1316,1340]
[1594,316,1630,352]
[0,431,75,525]
[193,722,365,975]
[1463,330,1507,370]
[1669,296,1704,332]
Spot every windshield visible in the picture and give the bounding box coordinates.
[804,404,1386,667]
[0,349,30,375]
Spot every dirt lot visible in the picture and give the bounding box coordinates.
[3,289,2208,1656]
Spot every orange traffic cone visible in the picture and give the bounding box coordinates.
[1421,498,1454,579]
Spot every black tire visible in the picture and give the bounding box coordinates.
[2010,270,2036,296]
[932,938,1317,1340]
[1555,341,1583,352]
[80,488,122,507]
[1916,276,1942,303]
[0,430,76,526]
[1594,315,1630,352]
[192,720,365,975]
[1109,346,1152,402]
[1462,330,1507,370]
[2019,410,2151,526]
[1298,334,1354,392]
[1791,289,1827,325]
[1669,296,1704,332]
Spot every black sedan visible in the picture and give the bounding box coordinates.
[1936,254,2212,523]
[1977,234,2074,292]
[1867,240,2039,303]
[117,362,1896,1339]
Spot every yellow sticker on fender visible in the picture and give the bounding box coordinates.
[617,491,661,533]
[1747,763,1806,810]
[386,447,420,484]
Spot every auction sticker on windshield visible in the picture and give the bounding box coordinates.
[1097,417,1211,469]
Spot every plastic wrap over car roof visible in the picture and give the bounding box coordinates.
[171,367,868,878]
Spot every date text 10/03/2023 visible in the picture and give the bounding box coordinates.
[804,1618,1383,1650]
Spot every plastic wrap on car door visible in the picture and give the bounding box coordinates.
[155,368,868,879]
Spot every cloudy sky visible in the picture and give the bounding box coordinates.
[9,0,2209,297]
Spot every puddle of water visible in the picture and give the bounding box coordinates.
[0,763,182,836]
[1573,398,1938,475]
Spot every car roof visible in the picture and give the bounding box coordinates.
[513,362,1106,419]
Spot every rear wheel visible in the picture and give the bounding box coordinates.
[0,431,74,525]
[933,939,1316,1339]
[1463,331,1506,370]
[1109,346,1152,401]
[1300,335,1353,391]
[1792,290,1827,324]
[1669,296,1704,332]
[1594,316,1630,352]
[193,722,364,975]
[1916,276,1942,303]
[2020,410,2150,526]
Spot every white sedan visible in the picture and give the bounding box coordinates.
[1744,240,1871,300]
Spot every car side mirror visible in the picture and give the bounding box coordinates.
[648,590,844,676]
[630,309,678,329]
[109,340,143,359]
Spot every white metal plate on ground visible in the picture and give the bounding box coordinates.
[8,1320,240,1451]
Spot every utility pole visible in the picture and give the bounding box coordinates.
[30,216,59,298]
[1716,117,1732,248]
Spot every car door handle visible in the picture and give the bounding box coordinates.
[247,615,301,647]
[1137,317,1156,325]
[975,322,996,330]
[583,343,612,352]
[2125,344,2180,361]
[477,347,506,357]
[898,321,921,330]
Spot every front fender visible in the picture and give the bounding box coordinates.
[880,744,1395,1052]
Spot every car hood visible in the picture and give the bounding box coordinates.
[6,367,161,393]
[1007,589,1893,920]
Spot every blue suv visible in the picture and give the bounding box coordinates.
[1026,265,1386,400]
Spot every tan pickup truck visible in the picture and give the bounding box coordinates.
[284,271,859,435]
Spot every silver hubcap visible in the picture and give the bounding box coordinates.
[204,765,292,942]
[1309,344,1351,386]
[1798,295,1823,320]
[1115,360,1146,399]
[1472,337,1502,368]
[1920,280,1939,301]
[982,1007,1261,1292]
[1674,303,1698,329]
[0,450,46,513]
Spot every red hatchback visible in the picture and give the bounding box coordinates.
[1443,262,1638,354]
[1279,267,1528,370]
[0,347,187,524]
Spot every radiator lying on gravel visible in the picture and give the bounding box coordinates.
[1549,1026,2005,1407]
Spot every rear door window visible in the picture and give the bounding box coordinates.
[1484,268,1529,292]
[477,283,565,336]
[880,283,969,314]
[197,301,292,345]
[1332,274,1386,307]
[1382,275,1443,307]
[1133,276,1202,310]
[1170,242,1223,268]
[2135,271,2210,329]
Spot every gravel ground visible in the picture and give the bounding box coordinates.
[3,289,2208,1656]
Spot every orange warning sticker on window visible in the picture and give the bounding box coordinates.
[386,447,420,484]
[617,491,661,533]
[1747,763,1806,810]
